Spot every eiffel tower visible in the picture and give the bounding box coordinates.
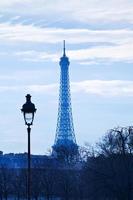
[52,41,78,160]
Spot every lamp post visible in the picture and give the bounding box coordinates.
[21,94,36,200]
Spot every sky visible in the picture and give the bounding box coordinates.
[0,0,133,154]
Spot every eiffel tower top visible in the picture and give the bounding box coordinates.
[63,40,66,57]
[60,40,70,66]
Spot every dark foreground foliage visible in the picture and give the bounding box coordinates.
[0,126,132,200]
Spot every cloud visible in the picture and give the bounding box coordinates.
[10,16,21,21]
[72,1,133,24]
[26,80,133,97]
[1,80,133,97]
[0,8,132,64]
[79,61,100,65]
[0,70,56,83]
[72,80,133,97]
[69,44,133,63]
[0,84,58,94]
[0,0,133,24]
[0,21,131,63]
[14,50,59,62]
[27,84,57,93]
[13,42,133,63]
[0,22,132,45]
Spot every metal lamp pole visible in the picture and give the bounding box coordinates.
[27,125,31,200]
[21,94,36,200]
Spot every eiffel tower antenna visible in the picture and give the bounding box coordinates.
[63,40,66,56]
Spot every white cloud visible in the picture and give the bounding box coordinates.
[14,50,59,62]
[0,0,133,24]
[72,1,133,24]
[0,22,132,45]
[0,84,58,94]
[1,80,133,97]
[0,2,132,64]
[0,21,131,63]
[79,61,100,65]
[10,16,21,21]
[12,42,133,63]
[0,70,55,82]
[27,84,57,93]
[69,44,133,62]
[72,80,133,97]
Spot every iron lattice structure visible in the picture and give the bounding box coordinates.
[53,41,78,156]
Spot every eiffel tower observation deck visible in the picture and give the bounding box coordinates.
[52,41,78,160]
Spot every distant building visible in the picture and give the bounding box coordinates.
[0,153,56,168]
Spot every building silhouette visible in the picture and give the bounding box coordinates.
[52,41,78,160]
[0,152,54,168]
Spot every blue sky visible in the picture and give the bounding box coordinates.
[0,0,133,154]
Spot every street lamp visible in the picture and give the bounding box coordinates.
[21,94,36,200]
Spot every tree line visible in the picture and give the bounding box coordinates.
[0,126,132,200]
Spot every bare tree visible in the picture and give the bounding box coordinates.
[82,126,133,200]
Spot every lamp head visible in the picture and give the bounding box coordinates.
[21,94,36,126]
